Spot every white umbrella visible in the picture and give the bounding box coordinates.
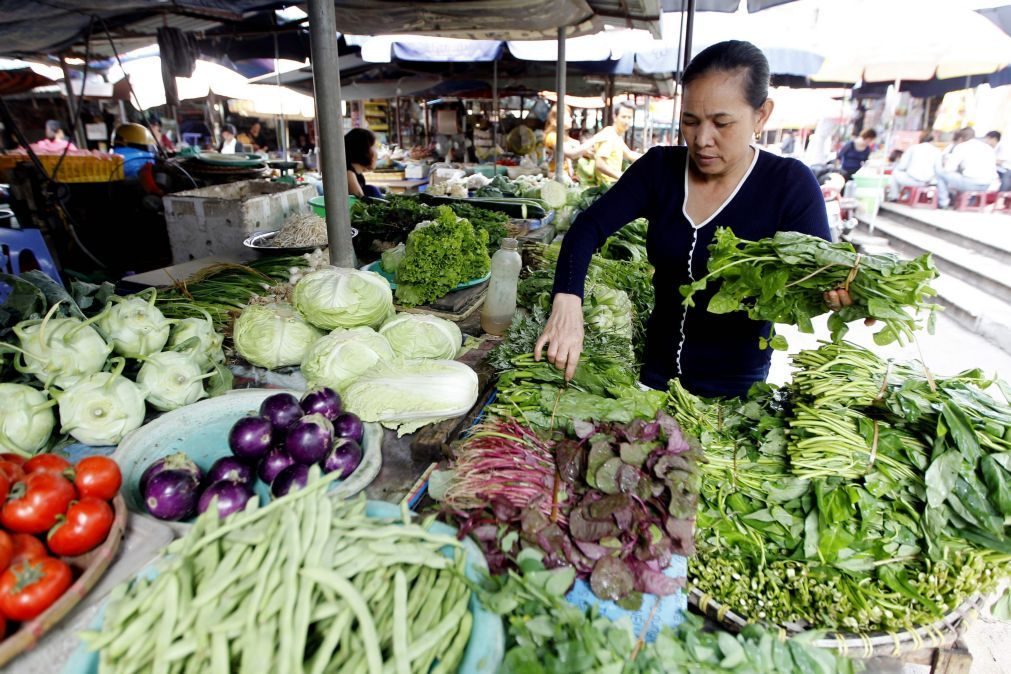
[797,0,1011,82]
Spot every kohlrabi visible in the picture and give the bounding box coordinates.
[98,288,173,358]
[167,312,225,371]
[7,303,112,388]
[57,358,147,446]
[0,383,57,455]
[137,351,214,412]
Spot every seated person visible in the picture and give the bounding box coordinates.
[935,127,998,208]
[886,132,940,200]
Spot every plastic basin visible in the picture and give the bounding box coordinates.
[112,388,383,534]
[309,195,358,218]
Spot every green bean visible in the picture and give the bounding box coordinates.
[309,611,352,674]
[431,609,472,674]
[392,569,410,674]
[301,567,384,674]
[210,632,228,674]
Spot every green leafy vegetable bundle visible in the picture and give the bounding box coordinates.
[480,549,862,674]
[679,228,938,348]
[528,242,655,357]
[486,352,665,431]
[395,206,490,306]
[668,339,1011,633]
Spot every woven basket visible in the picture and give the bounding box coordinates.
[0,494,127,667]
[0,154,124,182]
[689,587,984,658]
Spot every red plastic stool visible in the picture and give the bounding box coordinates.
[898,185,938,208]
[954,191,998,212]
[995,192,1011,214]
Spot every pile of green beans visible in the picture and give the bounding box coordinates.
[82,471,473,674]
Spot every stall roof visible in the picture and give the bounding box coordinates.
[0,1,285,57]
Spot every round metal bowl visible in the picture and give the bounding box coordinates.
[243,228,357,254]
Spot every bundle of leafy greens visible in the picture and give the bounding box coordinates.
[350,195,507,259]
[479,549,862,674]
[489,307,633,371]
[599,218,648,263]
[394,206,490,306]
[667,339,1011,633]
[528,243,654,357]
[679,228,938,348]
[486,352,665,431]
[518,270,634,344]
[438,411,700,604]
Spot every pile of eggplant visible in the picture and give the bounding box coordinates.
[142,388,366,521]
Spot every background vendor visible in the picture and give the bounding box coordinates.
[536,40,850,399]
[345,128,382,199]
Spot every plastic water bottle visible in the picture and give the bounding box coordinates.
[480,238,523,336]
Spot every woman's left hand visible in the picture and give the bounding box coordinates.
[824,289,876,326]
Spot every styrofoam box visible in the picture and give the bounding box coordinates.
[162,180,317,263]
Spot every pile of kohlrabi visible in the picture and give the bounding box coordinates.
[0,285,228,451]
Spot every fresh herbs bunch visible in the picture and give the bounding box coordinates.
[679,228,938,348]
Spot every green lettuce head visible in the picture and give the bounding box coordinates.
[293,267,394,330]
[300,326,395,393]
[234,302,322,370]
[379,313,462,360]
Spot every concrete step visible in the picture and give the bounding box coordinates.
[878,202,1011,266]
[850,223,1011,355]
[861,215,1011,299]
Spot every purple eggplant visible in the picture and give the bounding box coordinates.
[205,456,256,486]
[271,463,310,497]
[140,452,203,496]
[198,480,256,519]
[333,412,364,445]
[321,437,363,479]
[228,416,274,461]
[144,469,200,521]
[300,387,343,421]
[258,447,295,484]
[259,393,303,430]
[285,414,334,465]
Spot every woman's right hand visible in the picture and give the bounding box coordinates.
[534,293,585,381]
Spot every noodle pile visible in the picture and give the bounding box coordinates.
[272,212,327,248]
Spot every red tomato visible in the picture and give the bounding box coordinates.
[0,557,72,622]
[10,534,47,565]
[0,532,11,571]
[0,454,25,466]
[47,498,115,557]
[0,613,4,638]
[0,473,76,534]
[0,474,8,504]
[73,457,122,501]
[0,461,24,484]
[24,455,72,476]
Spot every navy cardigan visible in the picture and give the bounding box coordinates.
[552,146,830,398]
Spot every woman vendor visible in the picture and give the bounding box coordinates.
[535,40,860,398]
[345,128,382,199]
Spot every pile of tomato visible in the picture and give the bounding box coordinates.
[0,454,122,636]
